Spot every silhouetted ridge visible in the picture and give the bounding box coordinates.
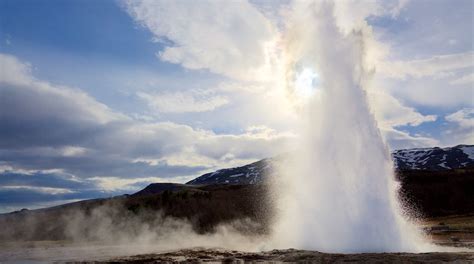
[187,145,474,185]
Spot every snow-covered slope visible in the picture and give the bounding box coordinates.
[393,145,474,171]
[186,145,474,185]
[186,159,273,185]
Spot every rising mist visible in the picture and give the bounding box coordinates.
[270,1,431,253]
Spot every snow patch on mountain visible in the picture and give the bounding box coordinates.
[461,146,474,159]
[393,145,474,171]
[187,145,474,185]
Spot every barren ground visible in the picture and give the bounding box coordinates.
[1,215,473,263]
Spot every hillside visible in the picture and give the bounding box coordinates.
[186,158,273,185]
[187,145,474,185]
[0,145,473,242]
[393,144,474,171]
[0,184,271,242]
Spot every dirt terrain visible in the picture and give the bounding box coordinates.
[421,214,474,249]
[0,215,473,263]
[76,214,474,263]
[1,242,472,263]
[93,248,474,263]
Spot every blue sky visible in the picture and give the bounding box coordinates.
[0,0,472,212]
[0,0,215,114]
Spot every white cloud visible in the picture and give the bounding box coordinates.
[388,0,410,17]
[378,52,474,80]
[60,146,88,157]
[115,122,294,169]
[443,108,474,144]
[124,0,276,81]
[383,75,473,107]
[0,53,33,86]
[1,53,294,183]
[369,0,473,110]
[2,0,471,193]
[89,176,180,192]
[367,89,439,150]
[450,73,474,86]
[331,0,409,34]
[123,0,453,153]
[137,90,229,113]
[381,128,439,150]
[445,108,474,128]
[0,53,125,126]
[0,164,67,177]
[0,186,75,195]
[369,90,437,128]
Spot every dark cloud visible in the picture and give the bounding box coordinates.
[0,149,207,179]
[0,55,210,180]
[0,170,119,212]
[0,170,168,212]
[0,187,102,205]
[0,53,291,212]
[0,171,88,189]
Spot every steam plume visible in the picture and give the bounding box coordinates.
[271,1,430,253]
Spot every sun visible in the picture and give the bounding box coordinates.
[294,68,319,99]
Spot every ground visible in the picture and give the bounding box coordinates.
[97,248,474,263]
[1,215,473,263]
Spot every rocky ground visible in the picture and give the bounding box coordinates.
[421,214,474,249]
[1,215,473,263]
[75,215,474,263]
[88,248,474,263]
[1,244,472,263]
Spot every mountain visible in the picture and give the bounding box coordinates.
[186,159,273,185]
[187,145,474,185]
[0,184,270,242]
[132,183,192,196]
[393,144,473,171]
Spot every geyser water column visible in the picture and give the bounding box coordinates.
[271,1,427,253]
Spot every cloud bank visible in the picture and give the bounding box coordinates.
[124,0,276,81]
[0,53,292,211]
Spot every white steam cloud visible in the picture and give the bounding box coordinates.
[270,1,431,253]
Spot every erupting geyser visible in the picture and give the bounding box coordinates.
[271,1,429,253]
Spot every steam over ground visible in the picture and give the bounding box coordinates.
[0,201,270,262]
[60,206,261,251]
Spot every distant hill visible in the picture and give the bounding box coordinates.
[132,183,193,196]
[393,144,473,170]
[0,184,270,242]
[1,169,472,242]
[187,145,474,185]
[186,159,273,185]
[0,145,473,242]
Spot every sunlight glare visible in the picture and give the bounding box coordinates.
[294,68,319,99]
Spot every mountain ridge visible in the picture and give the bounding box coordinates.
[186,144,474,185]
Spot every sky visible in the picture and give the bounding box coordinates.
[0,0,472,212]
